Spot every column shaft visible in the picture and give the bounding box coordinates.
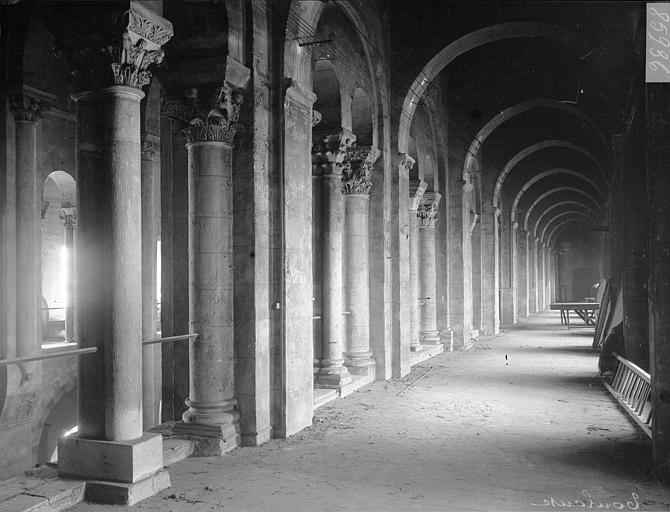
[15,120,40,359]
[63,217,76,342]
[141,145,159,429]
[343,194,374,376]
[316,172,351,386]
[180,141,238,445]
[409,210,421,349]
[516,230,529,318]
[75,87,144,442]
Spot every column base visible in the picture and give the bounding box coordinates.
[85,469,170,506]
[420,330,441,343]
[172,421,240,456]
[57,433,169,506]
[410,340,423,352]
[315,363,353,388]
[344,351,376,379]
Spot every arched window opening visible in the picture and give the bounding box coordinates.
[41,171,76,346]
[352,87,372,146]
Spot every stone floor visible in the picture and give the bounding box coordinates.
[72,311,670,511]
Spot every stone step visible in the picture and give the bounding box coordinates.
[0,432,194,512]
[0,466,85,512]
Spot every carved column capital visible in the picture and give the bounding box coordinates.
[399,154,415,173]
[10,95,49,121]
[418,191,441,228]
[141,138,159,159]
[409,179,428,211]
[59,206,77,229]
[312,129,356,176]
[163,84,245,145]
[50,3,172,92]
[342,146,381,195]
[41,200,50,220]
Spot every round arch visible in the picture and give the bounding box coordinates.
[464,100,609,182]
[548,219,600,247]
[532,202,599,238]
[511,168,606,217]
[397,22,598,154]
[494,140,606,207]
[521,187,604,228]
[540,211,596,244]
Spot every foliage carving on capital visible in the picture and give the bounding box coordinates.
[162,84,245,145]
[59,207,77,230]
[418,191,441,228]
[10,95,49,121]
[312,129,356,175]
[50,3,172,91]
[409,180,428,211]
[341,146,381,195]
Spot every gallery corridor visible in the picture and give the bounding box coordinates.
[69,312,669,512]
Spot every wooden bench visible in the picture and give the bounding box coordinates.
[602,352,652,438]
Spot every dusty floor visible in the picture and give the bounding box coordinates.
[74,312,670,511]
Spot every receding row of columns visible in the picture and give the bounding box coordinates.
[312,130,381,387]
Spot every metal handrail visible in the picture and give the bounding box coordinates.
[0,347,97,366]
[142,333,199,346]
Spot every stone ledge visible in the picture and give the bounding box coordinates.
[313,388,338,409]
[410,342,444,366]
[339,373,375,398]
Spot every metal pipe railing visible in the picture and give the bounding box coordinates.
[0,334,198,365]
[0,347,97,366]
[142,333,199,346]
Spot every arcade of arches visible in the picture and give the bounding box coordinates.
[0,0,668,508]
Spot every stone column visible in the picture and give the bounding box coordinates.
[169,84,244,455]
[141,137,159,429]
[538,242,546,310]
[418,191,441,343]
[528,235,537,313]
[11,95,46,360]
[342,146,380,380]
[409,179,427,351]
[500,211,515,326]
[55,5,172,503]
[312,130,355,388]
[516,227,529,318]
[58,206,76,342]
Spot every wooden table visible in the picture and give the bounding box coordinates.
[550,302,600,328]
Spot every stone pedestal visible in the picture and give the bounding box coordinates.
[342,147,379,379]
[418,192,441,343]
[409,180,427,351]
[173,140,239,454]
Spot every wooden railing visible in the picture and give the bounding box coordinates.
[602,352,652,438]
